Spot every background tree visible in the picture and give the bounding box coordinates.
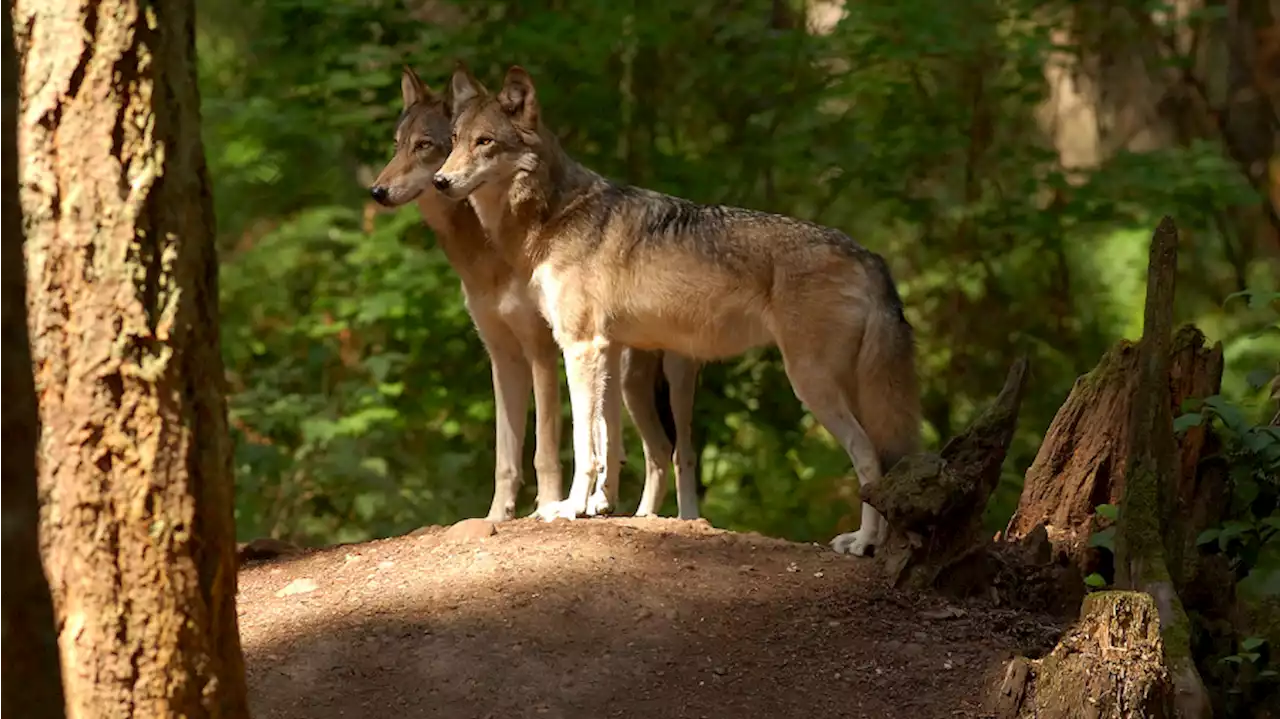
[2,0,68,714]
[13,0,250,716]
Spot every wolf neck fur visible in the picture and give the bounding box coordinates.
[414,188,489,268]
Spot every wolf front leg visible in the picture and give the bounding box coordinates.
[485,342,534,522]
[527,338,565,514]
[586,342,623,516]
[542,337,622,520]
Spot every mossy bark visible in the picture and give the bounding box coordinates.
[1,0,67,714]
[1114,217,1210,719]
[863,357,1032,594]
[15,0,250,716]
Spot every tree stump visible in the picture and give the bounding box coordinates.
[1004,324,1225,584]
[863,357,1032,594]
[989,591,1176,719]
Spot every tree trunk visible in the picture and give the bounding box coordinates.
[1005,326,1225,583]
[2,0,68,714]
[14,0,250,717]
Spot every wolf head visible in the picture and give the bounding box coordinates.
[369,66,454,207]
[432,64,542,201]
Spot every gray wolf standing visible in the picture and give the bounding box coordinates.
[369,67,702,521]
[433,65,921,556]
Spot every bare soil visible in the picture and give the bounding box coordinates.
[237,517,1065,719]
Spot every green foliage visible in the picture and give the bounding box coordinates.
[199,0,1279,546]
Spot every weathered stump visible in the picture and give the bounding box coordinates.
[1004,326,1225,584]
[863,357,1039,596]
[990,591,1176,719]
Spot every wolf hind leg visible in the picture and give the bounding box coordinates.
[621,348,672,517]
[778,335,887,557]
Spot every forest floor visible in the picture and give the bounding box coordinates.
[236,517,1067,719]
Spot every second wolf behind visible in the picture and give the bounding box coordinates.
[370,67,702,522]
[435,65,922,557]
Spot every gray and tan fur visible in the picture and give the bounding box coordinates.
[370,67,701,521]
[434,65,921,556]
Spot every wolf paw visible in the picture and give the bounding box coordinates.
[830,529,879,557]
[585,492,615,517]
[533,500,584,522]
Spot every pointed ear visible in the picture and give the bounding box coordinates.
[450,61,487,118]
[498,66,539,128]
[400,66,434,110]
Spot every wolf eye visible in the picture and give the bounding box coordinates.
[413,139,432,151]
[475,137,494,148]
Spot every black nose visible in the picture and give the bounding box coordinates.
[432,175,451,191]
[370,186,389,203]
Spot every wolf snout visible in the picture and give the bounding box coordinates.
[369,185,391,205]
[431,174,451,192]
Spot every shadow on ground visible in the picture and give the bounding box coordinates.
[237,517,1064,719]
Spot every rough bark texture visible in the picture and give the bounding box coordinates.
[863,358,1054,601]
[1114,216,1209,719]
[14,0,250,717]
[990,591,1176,719]
[1,0,68,715]
[1006,327,1226,582]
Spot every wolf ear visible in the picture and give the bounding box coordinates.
[400,66,434,110]
[450,62,487,118]
[498,66,539,128]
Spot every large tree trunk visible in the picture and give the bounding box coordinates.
[1,0,67,715]
[14,1,250,717]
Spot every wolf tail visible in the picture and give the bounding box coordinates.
[851,256,922,475]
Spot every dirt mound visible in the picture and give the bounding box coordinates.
[237,517,1064,719]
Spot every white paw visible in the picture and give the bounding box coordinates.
[830,528,880,557]
[534,500,584,522]
[586,492,614,517]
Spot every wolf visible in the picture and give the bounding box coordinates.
[433,64,921,556]
[369,67,702,522]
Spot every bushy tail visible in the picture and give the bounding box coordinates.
[852,261,922,475]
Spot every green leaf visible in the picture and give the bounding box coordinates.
[1172,412,1204,433]
[1089,527,1116,552]
[1246,368,1276,391]
[1196,528,1221,546]
[1084,573,1107,588]
[1260,669,1279,679]
[1221,655,1244,664]
[1241,636,1266,652]
[1203,396,1249,435]
[1095,503,1119,521]
[1240,652,1262,663]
